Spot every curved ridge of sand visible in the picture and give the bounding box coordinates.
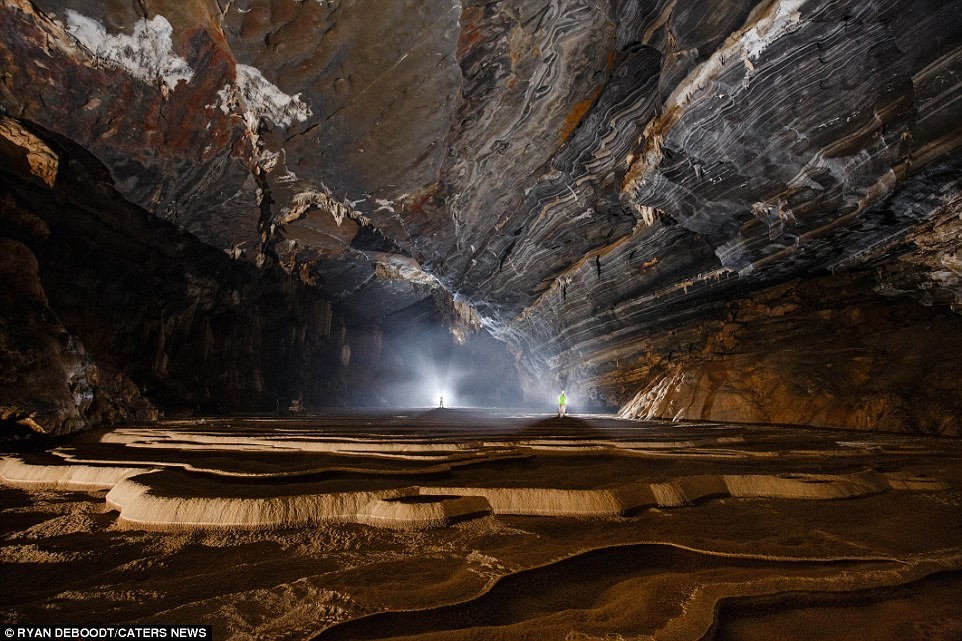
[311,539,962,641]
[655,552,962,641]
[105,470,949,530]
[420,470,946,516]
[416,486,629,517]
[107,479,493,531]
[2,455,948,531]
[0,456,152,491]
[90,427,762,460]
[98,431,498,454]
[106,475,416,530]
[357,495,493,529]
[52,450,532,479]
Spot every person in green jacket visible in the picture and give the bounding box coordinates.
[558,390,568,417]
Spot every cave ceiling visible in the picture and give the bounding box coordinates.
[2,0,962,374]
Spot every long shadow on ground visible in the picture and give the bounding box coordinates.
[312,544,883,641]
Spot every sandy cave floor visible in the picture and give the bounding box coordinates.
[1,409,962,641]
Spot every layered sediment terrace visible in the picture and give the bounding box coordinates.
[2,410,961,639]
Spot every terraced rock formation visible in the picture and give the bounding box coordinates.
[1,411,960,639]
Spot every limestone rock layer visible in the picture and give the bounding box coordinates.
[2,0,962,432]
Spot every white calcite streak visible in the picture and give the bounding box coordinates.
[281,188,364,227]
[742,0,807,62]
[64,11,193,87]
[215,64,311,129]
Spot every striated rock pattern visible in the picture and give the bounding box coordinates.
[613,271,962,434]
[2,0,962,431]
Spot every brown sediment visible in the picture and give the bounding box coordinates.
[2,411,961,640]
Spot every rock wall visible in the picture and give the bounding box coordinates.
[511,164,962,432]
[0,236,149,436]
[0,118,342,434]
[611,271,962,435]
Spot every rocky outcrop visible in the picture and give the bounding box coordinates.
[613,271,962,435]
[1,0,962,431]
[0,119,344,433]
[0,237,149,435]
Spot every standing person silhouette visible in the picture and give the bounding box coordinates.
[558,390,568,417]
